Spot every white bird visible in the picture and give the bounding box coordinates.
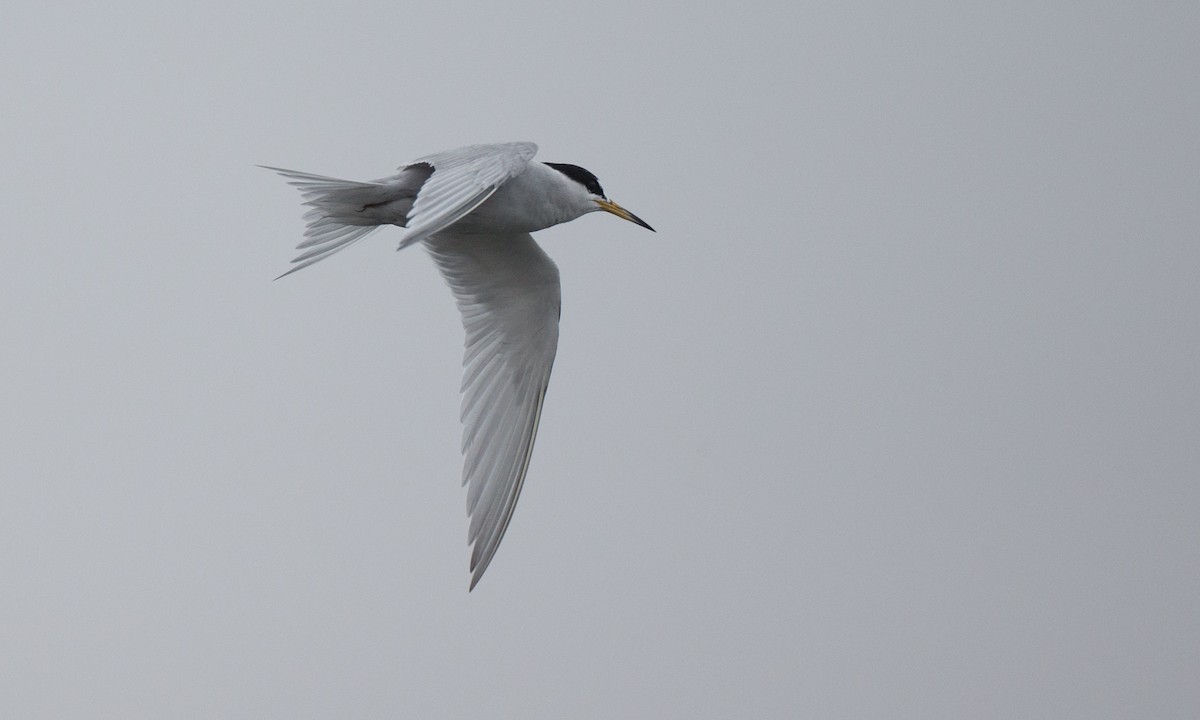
[264,142,654,589]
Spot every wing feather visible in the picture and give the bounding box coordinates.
[424,230,560,590]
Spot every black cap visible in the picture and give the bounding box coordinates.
[544,163,606,199]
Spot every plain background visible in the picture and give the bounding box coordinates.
[2,1,1197,717]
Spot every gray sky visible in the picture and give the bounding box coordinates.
[3,1,1198,717]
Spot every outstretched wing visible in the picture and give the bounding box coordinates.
[424,231,560,590]
[398,142,539,250]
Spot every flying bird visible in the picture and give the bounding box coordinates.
[264,142,654,589]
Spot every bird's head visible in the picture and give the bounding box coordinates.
[544,162,655,232]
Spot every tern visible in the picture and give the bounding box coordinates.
[264,142,654,589]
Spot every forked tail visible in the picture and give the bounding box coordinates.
[262,166,392,278]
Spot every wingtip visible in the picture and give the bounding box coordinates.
[273,265,301,281]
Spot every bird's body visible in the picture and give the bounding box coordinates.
[442,160,589,233]
[265,142,653,589]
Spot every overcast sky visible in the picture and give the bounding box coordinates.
[2,1,1198,718]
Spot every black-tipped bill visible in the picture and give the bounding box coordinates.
[596,199,655,232]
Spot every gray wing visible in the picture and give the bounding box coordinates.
[424,231,560,590]
[398,142,538,250]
